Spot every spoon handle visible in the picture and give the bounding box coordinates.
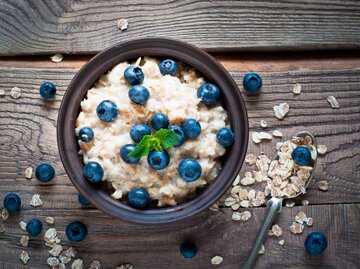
[241,197,283,269]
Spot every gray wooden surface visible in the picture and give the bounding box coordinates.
[0,59,359,268]
[1,0,360,55]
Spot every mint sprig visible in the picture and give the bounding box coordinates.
[128,128,180,158]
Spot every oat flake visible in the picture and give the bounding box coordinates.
[245,153,257,165]
[268,224,283,237]
[211,255,223,265]
[50,54,64,63]
[19,251,30,264]
[209,202,220,212]
[20,235,29,247]
[1,208,9,221]
[49,244,63,257]
[0,89,5,96]
[46,216,55,225]
[0,223,5,234]
[258,244,265,254]
[117,18,128,31]
[289,222,304,234]
[306,217,314,227]
[30,194,43,207]
[10,87,21,99]
[19,221,27,231]
[278,239,285,246]
[252,132,261,144]
[301,200,309,206]
[25,167,33,179]
[317,145,327,155]
[272,130,283,138]
[89,260,102,269]
[318,180,329,191]
[64,247,77,258]
[71,258,83,269]
[327,95,340,109]
[293,83,301,95]
[260,120,268,128]
[116,264,133,269]
[232,175,240,186]
[273,103,289,120]
[295,211,307,224]
[48,257,60,266]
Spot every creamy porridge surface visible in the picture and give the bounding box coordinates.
[76,57,229,206]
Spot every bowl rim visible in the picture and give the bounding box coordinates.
[57,37,249,224]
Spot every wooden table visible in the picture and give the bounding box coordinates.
[1,1,360,268]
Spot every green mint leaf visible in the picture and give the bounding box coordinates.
[128,135,153,158]
[154,128,180,149]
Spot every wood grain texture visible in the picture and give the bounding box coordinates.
[0,62,360,268]
[0,205,359,269]
[1,0,360,55]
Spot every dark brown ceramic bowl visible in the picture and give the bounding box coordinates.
[57,38,248,224]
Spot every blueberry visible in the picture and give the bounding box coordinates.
[26,218,43,237]
[66,221,87,242]
[128,188,150,209]
[128,85,150,105]
[197,83,221,105]
[39,82,56,99]
[78,193,90,206]
[147,150,170,170]
[243,73,262,95]
[180,242,198,259]
[96,100,118,123]
[124,66,144,85]
[292,146,312,166]
[120,144,140,164]
[83,162,104,183]
[183,119,201,139]
[305,232,328,255]
[35,163,55,182]
[178,158,202,182]
[216,127,235,147]
[78,127,94,142]
[159,59,178,76]
[169,125,186,147]
[3,193,21,213]
[130,124,152,143]
[150,113,169,130]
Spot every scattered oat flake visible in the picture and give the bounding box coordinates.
[89,260,101,269]
[278,239,285,246]
[259,132,272,140]
[10,87,21,99]
[260,120,268,128]
[247,189,256,199]
[318,180,329,191]
[64,247,77,258]
[268,224,283,237]
[240,200,250,208]
[57,264,67,269]
[295,211,307,224]
[2,208,9,221]
[240,211,251,221]
[272,130,283,138]
[211,255,223,265]
[209,202,220,212]
[19,251,30,264]
[224,196,236,207]
[258,244,265,254]
[252,132,261,144]
[0,223,5,234]
[19,221,27,231]
[117,18,128,31]
[306,217,314,227]
[240,175,255,186]
[116,264,133,269]
[20,235,29,247]
[0,89,5,96]
[48,257,60,266]
[317,145,327,155]
[30,193,43,207]
[293,83,301,95]
[50,54,64,63]
[71,258,83,269]
[25,167,33,179]
[59,255,71,264]
[273,103,289,120]
[301,200,309,206]
[245,153,257,165]
[49,244,63,257]
[46,216,55,225]
[231,203,240,210]
[327,95,340,109]
[232,175,240,186]
[289,222,304,234]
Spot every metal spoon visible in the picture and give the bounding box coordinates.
[241,131,317,269]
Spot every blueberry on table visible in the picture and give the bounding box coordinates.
[3,193,21,213]
[243,73,262,95]
[150,113,169,130]
[78,193,90,206]
[130,124,152,143]
[39,82,56,99]
[128,188,150,209]
[66,221,87,242]
[120,144,140,164]
[159,59,178,76]
[197,83,221,105]
[305,232,328,255]
[35,163,55,182]
[128,85,150,105]
[183,119,201,139]
[147,149,170,170]
[180,242,198,259]
[178,158,202,182]
[83,162,104,183]
[96,100,118,123]
[216,127,235,147]
[169,125,186,147]
[26,218,43,237]
[78,127,94,142]
[124,66,144,85]
[292,146,312,166]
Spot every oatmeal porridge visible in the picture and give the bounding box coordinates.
[76,57,234,207]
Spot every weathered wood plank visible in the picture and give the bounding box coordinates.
[1,0,360,55]
[0,65,359,208]
[0,204,359,268]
